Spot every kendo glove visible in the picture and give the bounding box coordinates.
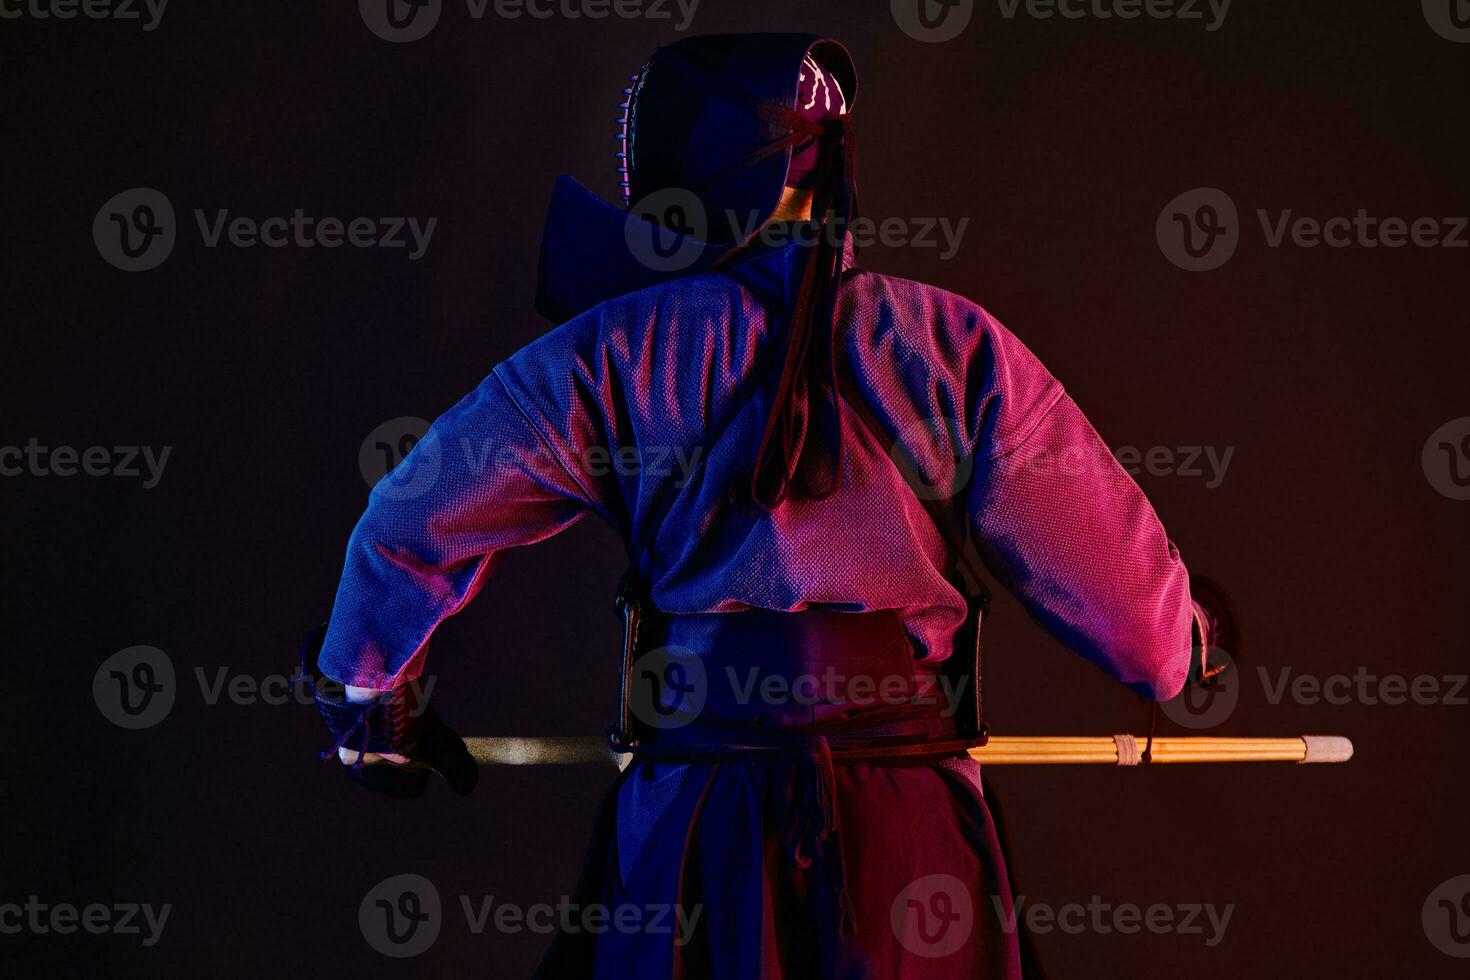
[297,623,478,800]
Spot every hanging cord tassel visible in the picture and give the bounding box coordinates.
[812,735,860,937]
[782,737,859,937]
[1141,700,1160,764]
[748,112,857,510]
[626,52,860,510]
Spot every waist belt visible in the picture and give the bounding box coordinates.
[607,595,989,937]
[610,594,989,755]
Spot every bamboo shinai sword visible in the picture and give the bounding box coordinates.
[463,734,1354,768]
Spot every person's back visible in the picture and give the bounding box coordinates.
[303,32,1223,979]
[491,243,1191,694]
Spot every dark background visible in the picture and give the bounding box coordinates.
[4,1,1468,976]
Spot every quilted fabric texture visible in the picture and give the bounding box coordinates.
[319,239,1193,699]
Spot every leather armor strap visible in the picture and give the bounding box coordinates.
[613,572,643,749]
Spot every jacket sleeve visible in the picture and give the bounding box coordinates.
[962,316,1194,701]
[318,365,608,691]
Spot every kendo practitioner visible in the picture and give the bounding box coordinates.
[301,32,1229,979]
